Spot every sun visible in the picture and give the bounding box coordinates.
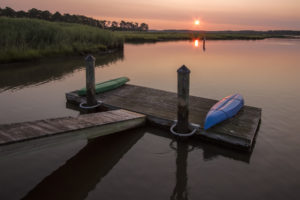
[194,20,200,25]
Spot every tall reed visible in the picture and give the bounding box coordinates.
[0,17,123,62]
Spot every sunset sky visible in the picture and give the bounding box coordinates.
[1,0,300,30]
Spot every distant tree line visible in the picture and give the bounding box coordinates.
[208,30,300,35]
[0,7,149,31]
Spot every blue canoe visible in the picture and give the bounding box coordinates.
[204,94,244,130]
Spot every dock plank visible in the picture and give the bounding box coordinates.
[0,109,146,146]
[66,84,261,151]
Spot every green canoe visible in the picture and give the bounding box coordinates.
[77,77,130,96]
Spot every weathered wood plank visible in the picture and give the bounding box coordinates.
[0,119,145,160]
[66,84,261,151]
[0,109,146,146]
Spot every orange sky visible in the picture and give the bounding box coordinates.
[1,0,300,30]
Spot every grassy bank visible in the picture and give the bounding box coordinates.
[0,17,123,63]
[117,31,292,43]
[116,32,193,43]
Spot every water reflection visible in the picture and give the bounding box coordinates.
[0,51,123,92]
[170,140,189,200]
[194,39,199,47]
[150,127,252,163]
[19,125,252,200]
[193,38,205,51]
[21,128,143,200]
[151,126,252,200]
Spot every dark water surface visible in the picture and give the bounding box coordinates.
[0,39,300,200]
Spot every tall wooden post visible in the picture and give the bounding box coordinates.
[176,65,190,133]
[203,36,206,51]
[85,55,97,106]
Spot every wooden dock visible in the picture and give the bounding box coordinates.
[0,109,146,146]
[66,84,261,151]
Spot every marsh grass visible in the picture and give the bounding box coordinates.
[116,31,194,42]
[116,31,287,43]
[0,17,123,62]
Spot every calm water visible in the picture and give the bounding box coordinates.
[0,39,300,200]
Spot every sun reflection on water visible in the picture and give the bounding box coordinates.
[194,39,199,47]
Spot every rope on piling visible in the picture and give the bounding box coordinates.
[170,120,200,137]
[79,100,102,109]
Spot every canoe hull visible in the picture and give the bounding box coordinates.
[204,94,244,130]
[77,77,129,96]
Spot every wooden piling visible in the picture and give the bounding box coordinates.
[203,36,206,51]
[176,65,191,133]
[85,55,97,106]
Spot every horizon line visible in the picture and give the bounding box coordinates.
[149,29,300,32]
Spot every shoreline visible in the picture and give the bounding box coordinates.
[1,16,299,63]
[0,46,124,64]
[118,30,297,43]
[1,37,295,64]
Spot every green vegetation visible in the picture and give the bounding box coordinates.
[0,17,123,63]
[116,32,194,42]
[117,30,299,43]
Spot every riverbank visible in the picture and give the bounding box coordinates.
[117,30,297,43]
[0,17,123,63]
[1,17,299,63]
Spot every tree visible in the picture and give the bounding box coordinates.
[139,23,149,31]
[41,10,52,21]
[1,7,16,17]
[98,20,106,29]
[133,22,139,31]
[51,11,62,21]
[111,21,118,30]
[120,20,126,30]
[16,10,27,18]
[63,13,72,22]
[28,8,41,19]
